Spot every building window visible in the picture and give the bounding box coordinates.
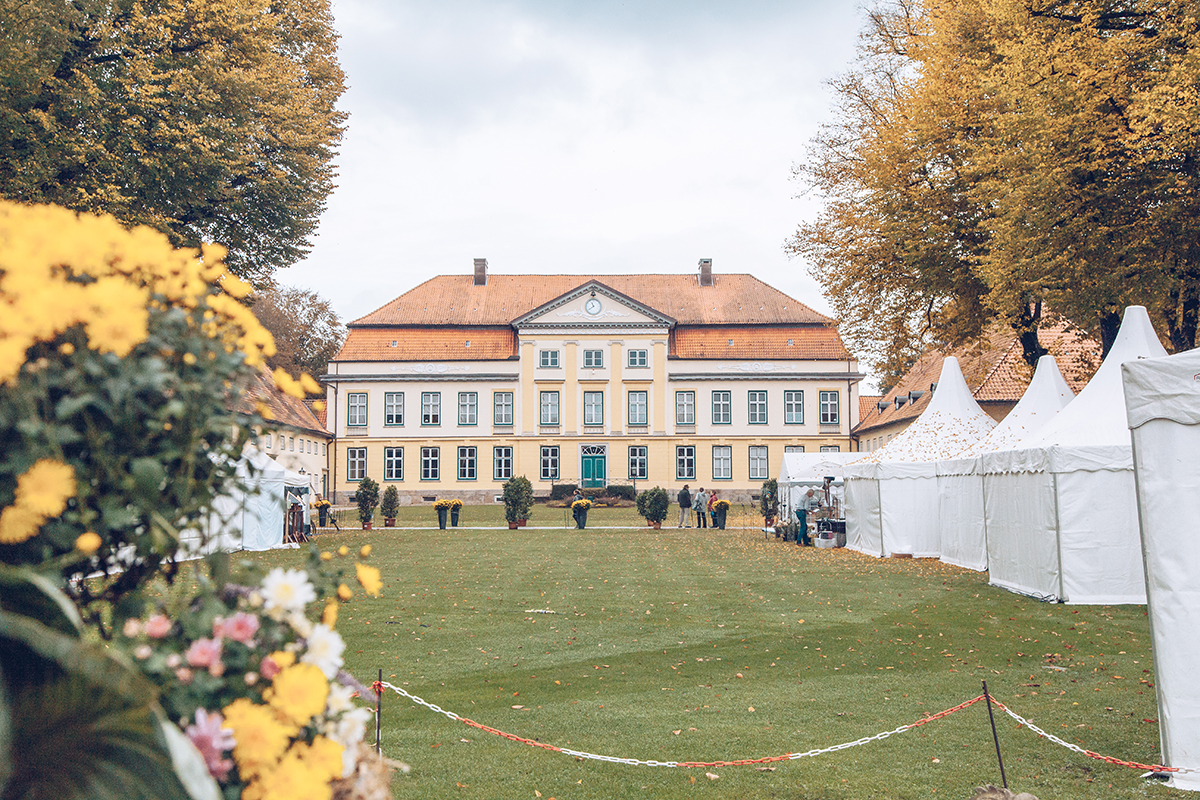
[628,391,648,426]
[494,392,514,426]
[494,447,513,480]
[347,393,367,427]
[347,447,366,481]
[384,392,404,426]
[820,445,841,452]
[458,392,478,425]
[541,446,560,480]
[421,392,440,425]
[784,445,805,454]
[584,391,604,425]
[627,349,648,368]
[288,437,294,451]
[540,391,559,425]
[421,447,440,480]
[676,446,696,480]
[712,390,731,424]
[713,446,732,480]
[748,391,768,424]
[384,447,403,480]
[458,446,477,480]
[784,390,804,424]
[583,349,603,368]
[539,350,559,368]
[628,446,648,480]
[322,443,326,456]
[749,446,769,479]
[676,391,695,425]
[820,391,840,425]
[264,433,272,449]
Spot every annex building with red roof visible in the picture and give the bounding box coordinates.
[322,259,865,503]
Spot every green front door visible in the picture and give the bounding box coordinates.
[581,453,606,488]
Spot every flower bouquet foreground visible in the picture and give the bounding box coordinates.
[121,546,393,800]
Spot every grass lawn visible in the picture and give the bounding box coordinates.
[238,522,1178,800]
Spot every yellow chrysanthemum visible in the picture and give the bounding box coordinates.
[75,532,102,554]
[222,697,293,776]
[244,747,333,800]
[15,459,75,517]
[322,600,338,628]
[358,544,372,558]
[336,583,353,601]
[337,545,349,556]
[267,663,329,727]
[355,563,382,597]
[270,650,297,669]
[0,505,42,544]
[298,735,345,782]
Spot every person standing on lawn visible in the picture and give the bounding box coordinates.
[707,490,719,528]
[677,484,692,527]
[693,487,708,528]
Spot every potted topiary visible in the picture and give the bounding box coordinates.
[380,485,399,527]
[759,478,778,527]
[433,498,453,529]
[638,486,670,529]
[356,476,379,530]
[571,496,592,529]
[450,498,463,527]
[502,476,533,529]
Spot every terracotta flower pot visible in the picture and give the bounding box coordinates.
[508,521,519,530]
[384,517,396,528]
[652,521,661,530]
[363,521,373,531]
[517,519,527,527]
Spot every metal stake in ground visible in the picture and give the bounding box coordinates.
[982,679,1007,788]
[376,668,383,755]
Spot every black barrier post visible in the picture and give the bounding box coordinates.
[374,671,384,758]
[982,680,1007,789]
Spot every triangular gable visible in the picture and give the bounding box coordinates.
[511,280,676,330]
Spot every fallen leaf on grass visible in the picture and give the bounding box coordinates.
[706,772,720,780]
[460,738,470,743]
[673,730,681,735]
[756,767,776,772]
[512,705,524,709]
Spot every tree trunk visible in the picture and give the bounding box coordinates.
[1098,310,1122,357]
[1013,300,1047,369]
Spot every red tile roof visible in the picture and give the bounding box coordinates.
[334,327,516,362]
[351,274,832,327]
[233,368,330,437]
[671,325,851,360]
[854,321,1101,436]
[859,395,882,424]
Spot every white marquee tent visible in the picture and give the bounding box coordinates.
[845,357,996,558]
[777,451,859,524]
[181,449,304,556]
[1123,346,1200,790]
[936,355,1076,571]
[980,306,1167,604]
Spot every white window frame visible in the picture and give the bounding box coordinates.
[820,445,842,452]
[541,446,560,480]
[584,391,604,425]
[676,391,695,425]
[820,391,840,425]
[748,391,768,425]
[384,447,403,481]
[539,350,560,368]
[628,391,648,426]
[458,446,477,480]
[494,392,514,426]
[627,349,648,368]
[628,446,648,480]
[749,445,769,480]
[712,445,732,480]
[676,445,696,480]
[784,390,804,424]
[494,446,513,480]
[458,392,478,425]
[420,447,440,480]
[384,392,404,426]
[421,392,441,426]
[540,391,559,425]
[583,349,603,368]
[784,445,805,454]
[347,447,366,481]
[712,390,731,425]
[347,393,367,427]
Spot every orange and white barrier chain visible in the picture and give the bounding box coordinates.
[378,681,985,768]
[988,698,1193,775]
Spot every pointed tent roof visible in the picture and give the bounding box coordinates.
[1024,306,1168,449]
[967,355,1075,454]
[862,357,997,463]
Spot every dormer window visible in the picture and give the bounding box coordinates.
[895,396,908,409]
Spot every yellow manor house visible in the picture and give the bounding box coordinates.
[322,259,864,504]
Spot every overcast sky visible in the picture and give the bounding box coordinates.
[287,0,867,326]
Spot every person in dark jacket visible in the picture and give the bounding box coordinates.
[677,485,692,527]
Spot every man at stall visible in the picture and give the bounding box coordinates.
[797,487,823,546]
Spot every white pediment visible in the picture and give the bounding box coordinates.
[513,281,674,330]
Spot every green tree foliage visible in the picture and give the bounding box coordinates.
[791,0,1199,371]
[0,0,347,285]
[251,283,346,382]
[355,477,379,525]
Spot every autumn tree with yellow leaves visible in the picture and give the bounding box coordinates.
[0,0,346,285]
[791,0,1200,382]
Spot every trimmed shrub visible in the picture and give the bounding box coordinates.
[549,484,579,501]
[605,484,636,501]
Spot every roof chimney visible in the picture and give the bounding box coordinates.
[473,258,487,286]
[698,258,713,287]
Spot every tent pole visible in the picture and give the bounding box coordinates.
[1051,471,1066,602]
[375,668,383,755]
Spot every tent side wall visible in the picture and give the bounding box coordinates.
[845,475,882,556]
[983,470,1061,601]
[936,466,987,571]
[878,474,939,558]
[1054,465,1145,604]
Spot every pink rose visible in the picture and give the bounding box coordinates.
[185,637,223,668]
[259,655,281,680]
[213,612,259,644]
[145,614,173,638]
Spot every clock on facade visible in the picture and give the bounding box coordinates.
[585,298,602,315]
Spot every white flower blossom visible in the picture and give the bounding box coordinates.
[287,610,314,638]
[260,568,315,613]
[301,623,345,678]
[326,683,356,715]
